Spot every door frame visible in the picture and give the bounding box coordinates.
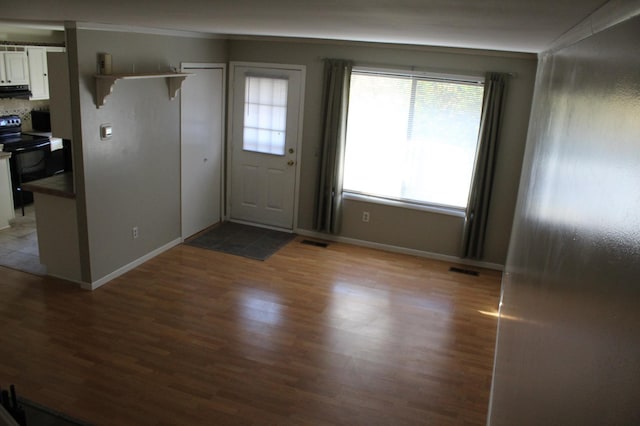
[180,62,227,240]
[226,61,306,231]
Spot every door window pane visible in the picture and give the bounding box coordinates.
[243,76,288,155]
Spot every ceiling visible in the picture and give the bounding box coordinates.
[1,0,609,53]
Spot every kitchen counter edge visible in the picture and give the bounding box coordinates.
[22,173,75,199]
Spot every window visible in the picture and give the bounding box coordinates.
[243,76,289,155]
[343,69,484,210]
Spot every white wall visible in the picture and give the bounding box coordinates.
[64,30,535,284]
[68,27,228,282]
[230,39,537,264]
[489,8,640,425]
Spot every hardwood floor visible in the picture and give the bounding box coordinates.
[0,237,502,425]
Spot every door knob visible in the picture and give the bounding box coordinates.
[287,160,295,166]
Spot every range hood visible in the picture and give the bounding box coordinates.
[0,85,32,100]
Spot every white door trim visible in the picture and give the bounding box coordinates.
[226,61,306,230]
[180,62,227,240]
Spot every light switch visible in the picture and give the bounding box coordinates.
[100,124,113,140]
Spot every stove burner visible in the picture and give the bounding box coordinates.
[0,114,51,152]
[1,134,51,152]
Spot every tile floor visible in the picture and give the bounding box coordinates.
[0,204,46,275]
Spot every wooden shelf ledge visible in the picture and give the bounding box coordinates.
[94,72,190,108]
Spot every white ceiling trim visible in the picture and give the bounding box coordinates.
[545,0,640,55]
[0,0,622,53]
[72,21,223,39]
[0,20,64,31]
[227,35,536,60]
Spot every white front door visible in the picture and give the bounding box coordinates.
[229,63,305,230]
[181,63,225,239]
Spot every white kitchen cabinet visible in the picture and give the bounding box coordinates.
[27,47,49,100]
[0,51,29,86]
[0,153,15,230]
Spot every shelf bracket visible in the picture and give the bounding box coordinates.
[167,75,188,100]
[95,76,118,108]
[94,73,191,108]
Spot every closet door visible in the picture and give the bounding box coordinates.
[180,63,225,239]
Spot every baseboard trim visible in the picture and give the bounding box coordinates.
[83,238,182,291]
[78,230,501,291]
[294,229,504,271]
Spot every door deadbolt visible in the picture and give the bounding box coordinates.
[288,148,294,154]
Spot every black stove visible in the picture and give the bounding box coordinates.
[0,114,55,213]
[0,115,51,152]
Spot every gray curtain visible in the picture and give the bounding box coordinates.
[313,59,353,234]
[462,72,508,259]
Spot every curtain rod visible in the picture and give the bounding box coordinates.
[317,57,517,78]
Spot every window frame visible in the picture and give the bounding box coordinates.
[342,66,485,217]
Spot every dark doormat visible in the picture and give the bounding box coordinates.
[186,222,295,260]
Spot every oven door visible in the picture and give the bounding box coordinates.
[7,141,52,209]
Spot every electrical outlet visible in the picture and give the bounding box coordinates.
[132,226,139,239]
[362,211,370,223]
